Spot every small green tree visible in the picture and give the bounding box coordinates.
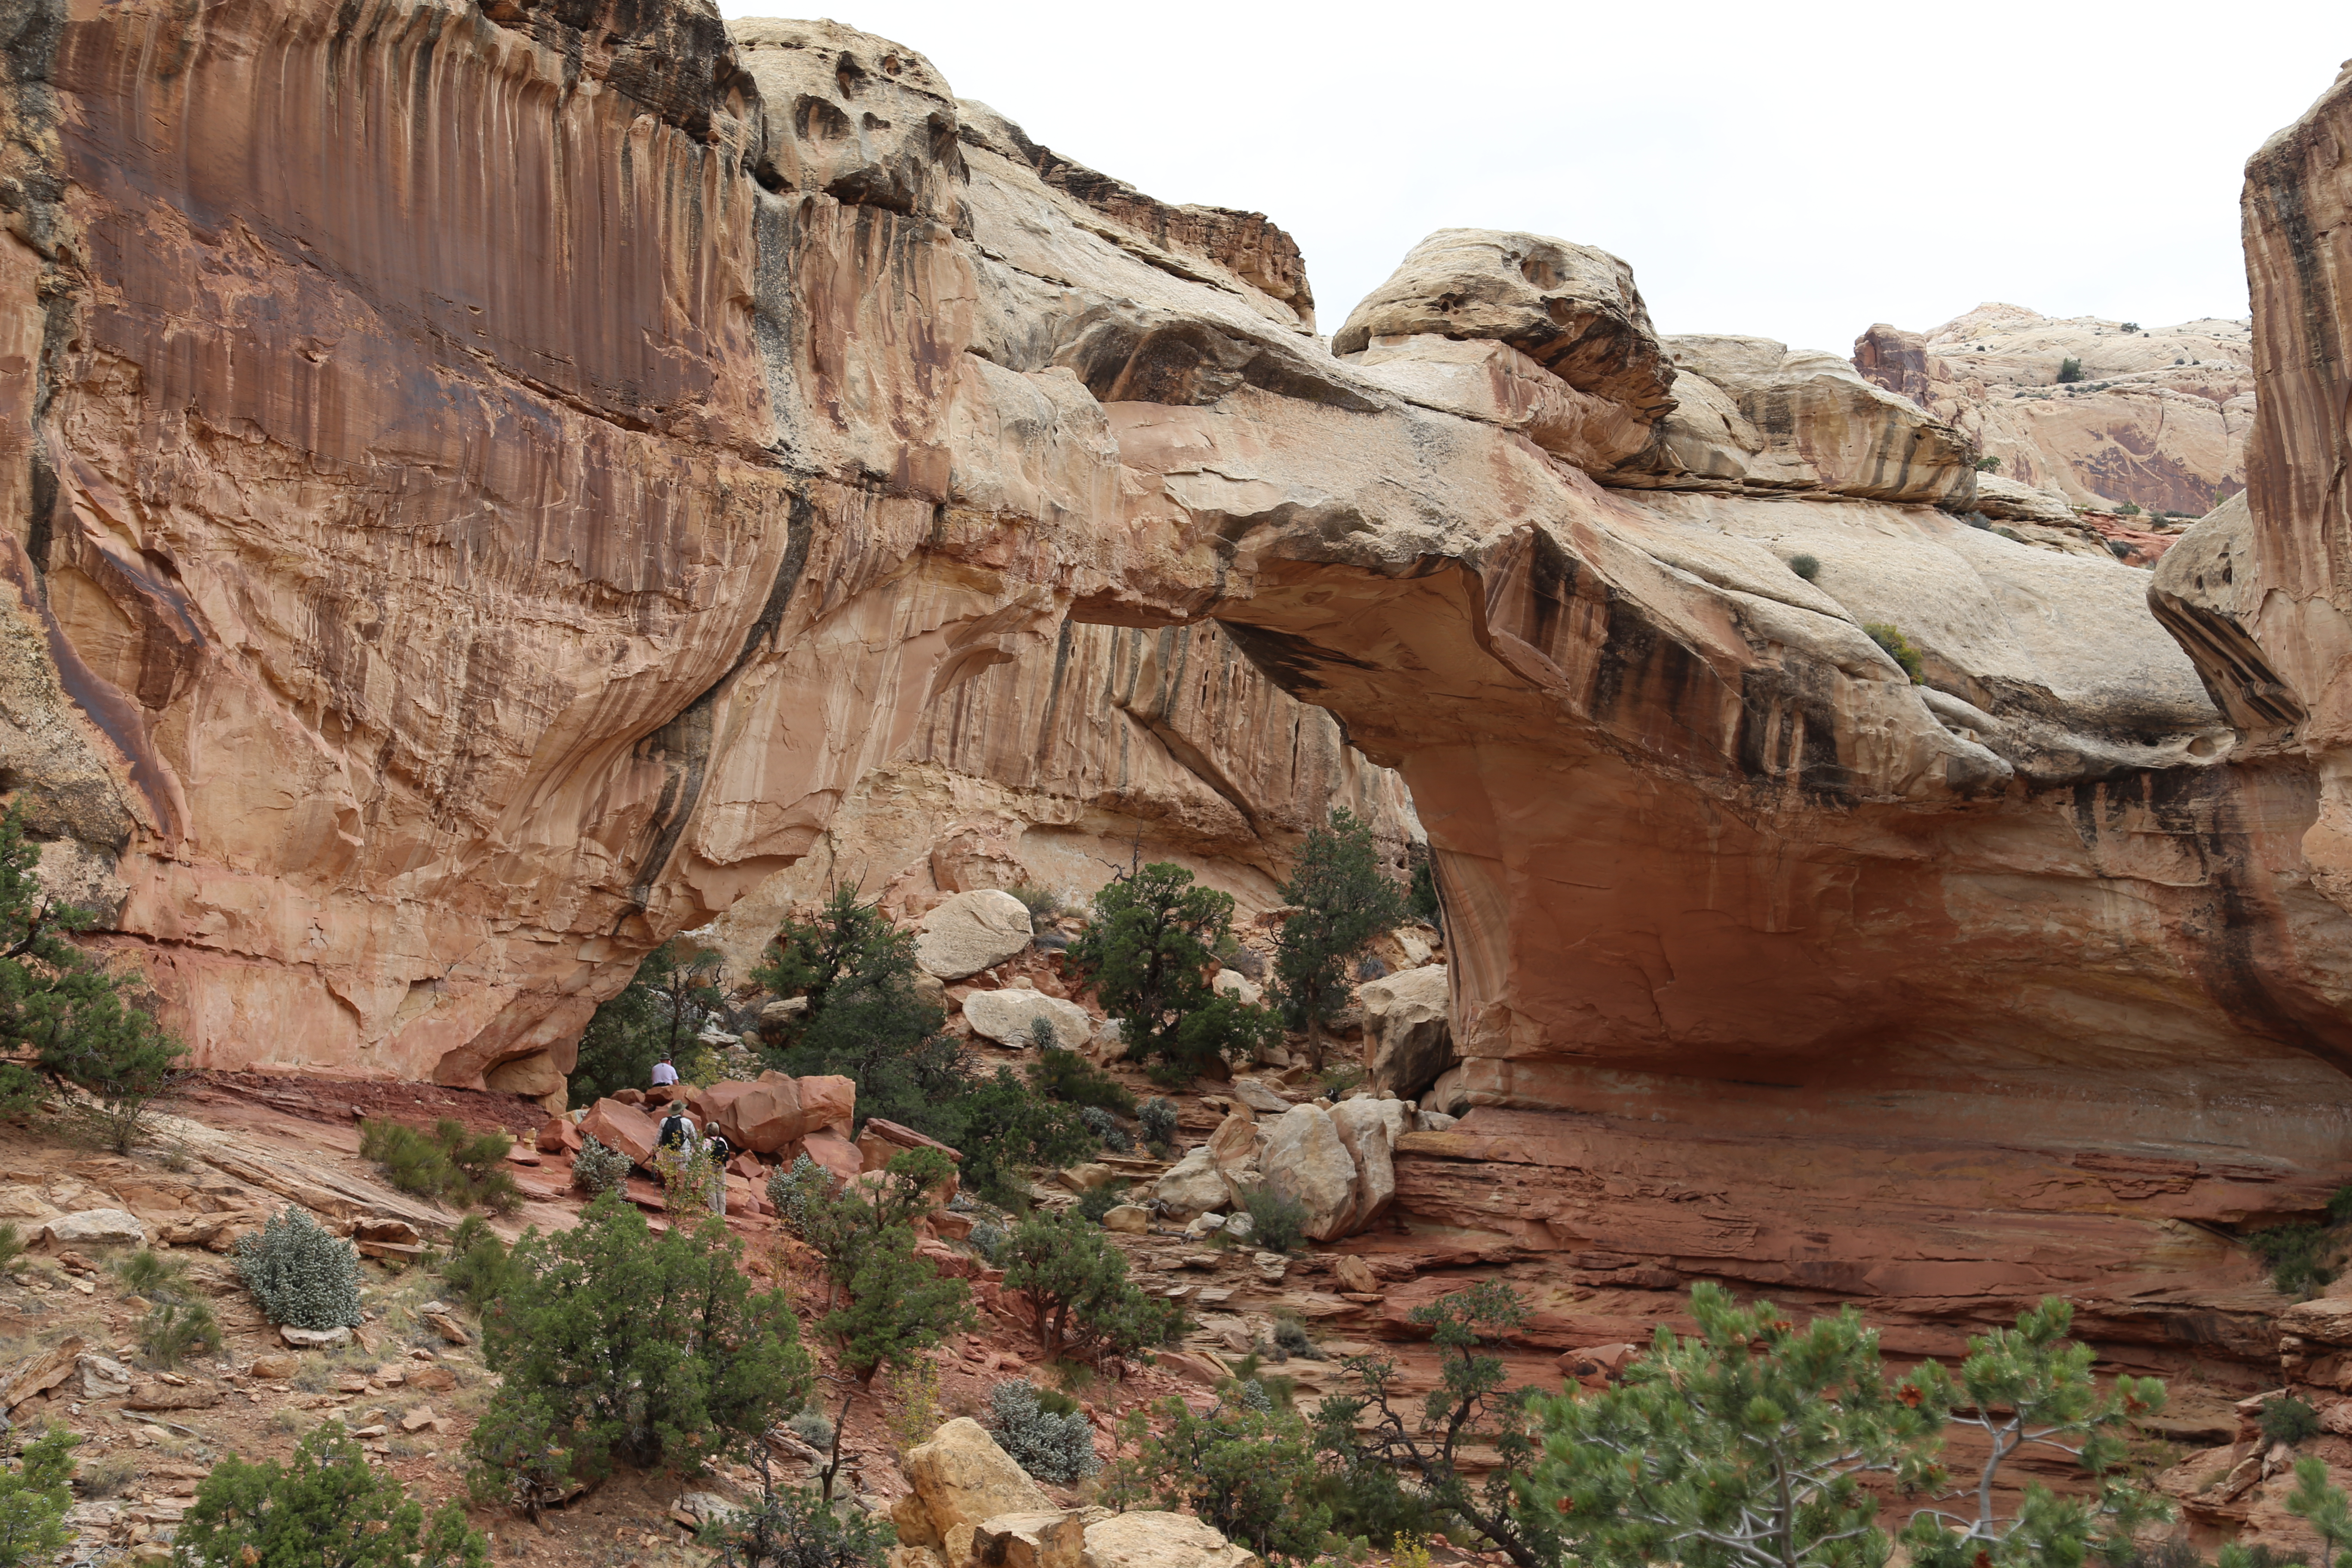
[470,1193,812,1504]
[0,1427,75,1567]
[0,804,186,1148]
[1316,1281,1554,1565]
[1898,1297,2170,1568]
[707,1450,897,1568]
[1528,1283,1942,1568]
[178,1422,487,1567]
[1068,861,1278,1080]
[1406,847,1440,925]
[1126,1388,1329,1562]
[572,939,725,1106]
[1273,811,1407,1069]
[784,1146,974,1383]
[2285,1455,2352,1568]
[1001,1207,1183,1366]
[1974,455,2002,472]
[2056,357,2086,383]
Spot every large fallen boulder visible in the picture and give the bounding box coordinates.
[1152,1150,1230,1219]
[1360,965,1453,1098]
[858,1118,963,1173]
[40,1210,147,1248]
[1079,1510,1259,1568]
[798,1075,857,1140]
[892,1418,1054,1550]
[1259,1104,1359,1243]
[964,985,1092,1048]
[972,1511,1086,1568]
[704,1073,805,1154]
[579,1099,661,1167]
[915,891,1035,980]
[1328,1098,1408,1232]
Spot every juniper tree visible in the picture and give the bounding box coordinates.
[1067,861,1277,1080]
[178,1422,487,1568]
[0,803,185,1147]
[1000,1207,1183,1366]
[1272,810,1406,1069]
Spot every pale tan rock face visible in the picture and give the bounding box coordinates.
[1854,306,2256,514]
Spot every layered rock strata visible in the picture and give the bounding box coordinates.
[0,0,2348,1364]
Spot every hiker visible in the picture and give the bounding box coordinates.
[704,1131,732,1217]
[650,1053,679,1088]
[656,1101,696,1152]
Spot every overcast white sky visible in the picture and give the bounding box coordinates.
[716,0,2346,355]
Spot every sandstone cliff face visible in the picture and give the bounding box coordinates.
[1854,304,2255,515]
[3,0,2350,1355]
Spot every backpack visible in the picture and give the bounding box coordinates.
[657,1113,691,1151]
[705,1135,732,1167]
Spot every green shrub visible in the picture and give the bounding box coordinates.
[986,1378,1099,1483]
[1029,1048,1136,1116]
[572,1133,631,1195]
[1864,622,1925,683]
[1788,552,1821,581]
[1068,862,1282,1081]
[2120,322,2141,333]
[1406,849,1439,923]
[968,1221,1008,1265]
[1001,1207,1183,1366]
[178,1421,485,1567]
[1115,1390,1327,1561]
[781,1147,972,1382]
[1273,811,1408,1070]
[0,1225,20,1277]
[2262,1394,2324,1446]
[0,1427,77,1567]
[768,1153,830,1234]
[2249,1222,2339,1298]
[1271,1315,1321,1361]
[1079,1106,1133,1152]
[470,1193,812,1502]
[235,1207,363,1331]
[0,804,187,1152]
[439,1215,514,1306]
[1974,456,2002,472]
[786,1409,835,1451]
[138,1298,220,1369]
[1075,1185,1125,1224]
[2117,500,2144,517]
[2056,357,2086,383]
[1138,1098,1178,1155]
[1242,1185,1310,1254]
[359,1118,521,1213]
[111,1246,183,1297]
[702,1458,896,1568]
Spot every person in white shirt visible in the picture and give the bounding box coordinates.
[650,1054,679,1087]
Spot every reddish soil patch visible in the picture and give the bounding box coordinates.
[181,1072,547,1139]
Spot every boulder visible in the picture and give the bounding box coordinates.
[802,1131,863,1185]
[1079,1510,1260,1568]
[760,996,810,1029]
[1152,1151,1230,1219]
[1331,1256,1377,1294]
[1259,1105,1359,1243]
[964,986,1092,1049]
[1332,229,1675,429]
[579,1099,661,1167]
[536,1115,582,1156]
[1228,1078,1292,1115]
[40,1209,147,1248]
[76,1353,132,1399]
[972,1511,1086,1568]
[709,1073,805,1154]
[1204,1112,1260,1173]
[1360,965,1453,1099]
[798,1075,858,1139]
[1327,1097,1407,1232]
[1392,926,1434,966]
[1210,969,1263,1006]
[0,1338,83,1409]
[1101,1205,1151,1234]
[894,1418,1055,1550]
[280,1325,352,1350]
[859,1118,963,1174]
[915,891,1034,980]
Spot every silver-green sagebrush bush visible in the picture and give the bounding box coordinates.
[235,1207,362,1330]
